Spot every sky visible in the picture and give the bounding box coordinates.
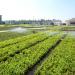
[0,0,75,21]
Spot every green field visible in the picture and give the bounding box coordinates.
[0,24,75,75]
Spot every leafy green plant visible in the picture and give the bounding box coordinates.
[35,35,75,75]
[0,33,63,75]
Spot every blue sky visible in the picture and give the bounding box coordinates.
[0,0,75,21]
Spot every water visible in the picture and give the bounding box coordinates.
[9,27,28,33]
[45,31,59,36]
[68,31,75,36]
[64,31,75,36]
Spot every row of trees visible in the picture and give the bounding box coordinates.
[4,19,62,25]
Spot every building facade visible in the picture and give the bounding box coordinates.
[65,18,75,26]
[0,15,2,24]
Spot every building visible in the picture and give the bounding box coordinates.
[0,15,2,24]
[53,19,62,26]
[66,18,75,26]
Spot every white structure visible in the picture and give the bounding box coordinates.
[54,22,62,26]
[65,18,75,26]
[53,19,62,26]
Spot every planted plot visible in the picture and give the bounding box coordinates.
[0,32,30,42]
[35,35,75,75]
[0,32,52,62]
[0,33,63,75]
[62,26,75,31]
[0,32,45,48]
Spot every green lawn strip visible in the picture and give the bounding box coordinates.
[35,35,75,75]
[0,33,63,75]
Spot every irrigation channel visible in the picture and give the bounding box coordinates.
[25,33,67,75]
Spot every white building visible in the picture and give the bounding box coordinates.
[53,19,62,26]
[65,18,75,26]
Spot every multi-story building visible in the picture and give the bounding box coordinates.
[0,15,2,24]
[65,18,75,26]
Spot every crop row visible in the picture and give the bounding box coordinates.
[0,32,52,62]
[35,35,75,75]
[0,33,63,75]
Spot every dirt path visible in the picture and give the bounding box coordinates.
[0,30,8,32]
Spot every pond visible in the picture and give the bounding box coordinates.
[68,31,75,36]
[64,31,75,36]
[0,27,28,33]
[9,27,28,33]
[45,31,59,36]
